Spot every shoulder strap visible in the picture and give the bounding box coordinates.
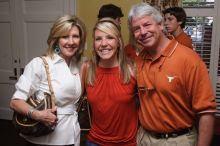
[40,56,56,109]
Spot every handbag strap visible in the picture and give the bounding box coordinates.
[40,56,56,109]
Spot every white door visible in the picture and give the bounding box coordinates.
[0,0,75,120]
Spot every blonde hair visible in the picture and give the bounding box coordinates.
[87,17,133,85]
[46,15,86,62]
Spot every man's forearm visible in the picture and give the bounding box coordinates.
[197,113,215,146]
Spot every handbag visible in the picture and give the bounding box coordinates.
[12,56,56,137]
[77,94,91,130]
[77,63,91,146]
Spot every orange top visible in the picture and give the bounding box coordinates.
[124,44,137,60]
[86,66,138,146]
[175,31,193,49]
[136,37,216,133]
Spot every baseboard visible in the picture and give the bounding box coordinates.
[0,107,13,120]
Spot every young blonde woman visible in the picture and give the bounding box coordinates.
[82,18,138,146]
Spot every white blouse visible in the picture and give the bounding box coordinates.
[12,54,81,146]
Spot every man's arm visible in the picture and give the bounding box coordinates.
[197,113,215,146]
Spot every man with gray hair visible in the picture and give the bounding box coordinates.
[128,3,216,146]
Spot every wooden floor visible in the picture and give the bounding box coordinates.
[0,119,219,146]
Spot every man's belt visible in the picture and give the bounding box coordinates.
[148,127,193,139]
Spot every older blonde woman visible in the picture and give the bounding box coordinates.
[10,15,86,146]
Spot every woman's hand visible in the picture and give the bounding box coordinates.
[32,107,58,128]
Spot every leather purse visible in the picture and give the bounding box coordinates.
[77,95,91,131]
[12,56,56,137]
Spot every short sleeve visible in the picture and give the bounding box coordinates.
[189,59,217,114]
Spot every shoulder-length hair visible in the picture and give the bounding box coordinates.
[87,17,133,85]
[46,15,86,62]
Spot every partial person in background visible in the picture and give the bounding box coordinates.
[163,7,194,49]
[128,3,216,146]
[83,18,138,146]
[97,3,142,61]
[10,15,86,146]
[97,3,124,24]
[124,33,143,61]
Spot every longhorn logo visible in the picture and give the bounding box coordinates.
[167,75,176,83]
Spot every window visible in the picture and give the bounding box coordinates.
[185,16,213,69]
[182,0,214,8]
[216,45,220,116]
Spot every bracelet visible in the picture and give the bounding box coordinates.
[27,108,35,119]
